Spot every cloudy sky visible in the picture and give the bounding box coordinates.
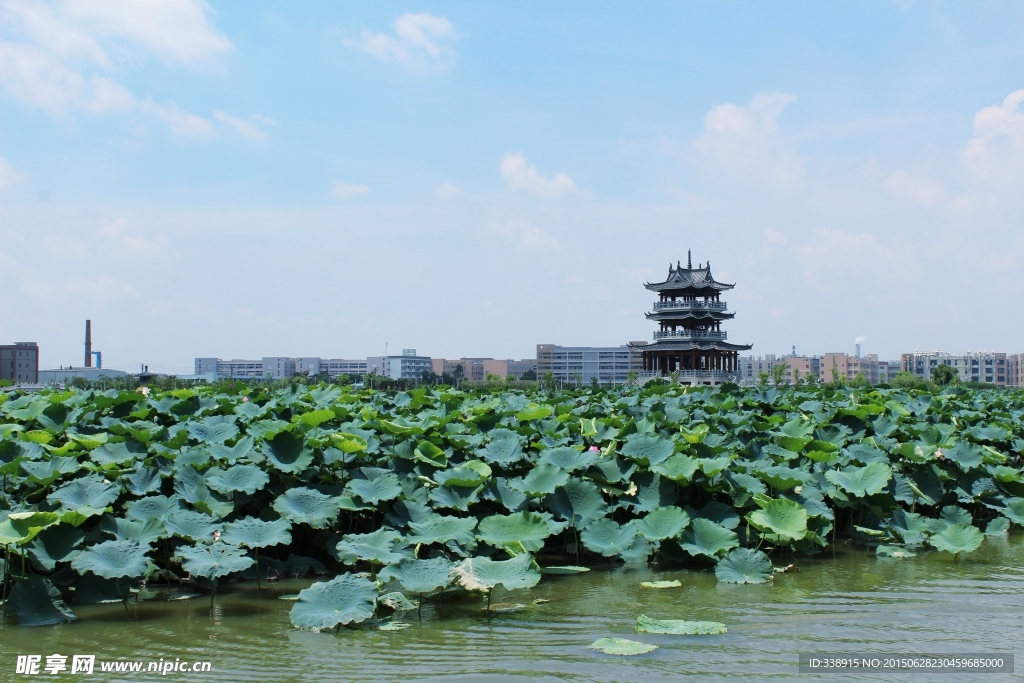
[2,1,1023,373]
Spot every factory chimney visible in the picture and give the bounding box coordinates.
[85,320,92,367]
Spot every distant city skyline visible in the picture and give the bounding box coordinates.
[3,2,1023,370]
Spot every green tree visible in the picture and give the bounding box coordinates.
[889,371,919,389]
[520,369,537,381]
[757,371,769,387]
[830,366,841,385]
[590,376,600,390]
[542,371,557,393]
[931,364,958,386]
[571,372,583,386]
[626,370,638,384]
[851,371,871,388]
[806,372,819,385]
[792,368,801,385]
[771,363,787,386]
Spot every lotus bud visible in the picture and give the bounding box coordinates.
[793,486,803,494]
[588,446,600,452]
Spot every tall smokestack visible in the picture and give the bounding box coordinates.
[855,343,861,358]
[85,320,92,367]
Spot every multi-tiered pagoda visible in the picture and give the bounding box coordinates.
[631,252,752,385]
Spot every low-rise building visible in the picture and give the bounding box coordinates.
[1,342,39,384]
[901,351,1010,387]
[39,367,127,383]
[535,343,644,386]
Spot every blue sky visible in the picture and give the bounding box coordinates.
[2,1,1023,373]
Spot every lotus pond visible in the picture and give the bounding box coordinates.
[1,382,1023,679]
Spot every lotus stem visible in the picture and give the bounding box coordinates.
[256,547,261,591]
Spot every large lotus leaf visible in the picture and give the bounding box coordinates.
[121,467,162,496]
[21,456,83,486]
[623,535,657,566]
[693,500,741,529]
[680,518,739,558]
[476,433,525,466]
[636,614,727,635]
[429,484,484,511]
[434,465,489,488]
[273,488,342,528]
[490,477,530,512]
[940,505,972,526]
[185,415,240,444]
[538,446,598,472]
[89,441,145,467]
[72,539,151,579]
[545,478,607,526]
[825,462,892,498]
[634,506,690,541]
[985,517,1010,535]
[348,473,402,504]
[580,518,638,557]
[205,464,270,495]
[262,430,315,473]
[944,442,984,471]
[1002,498,1024,525]
[29,524,85,571]
[378,557,452,594]
[175,542,255,580]
[698,457,732,478]
[753,465,810,491]
[966,424,1009,442]
[477,511,565,551]
[406,515,478,546]
[166,510,222,542]
[621,434,675,466]
[511,463,570,497]
[175,479,234,520]
[774,417,815,451]
[516,404,553,421]
[335,528,412,565]
[296,409,335,429]
[876,544,916,558]
[453,552,541,591]
[928,523,983,555]
[47,475,119,510]
[379,418,418,436]
[175,446,212,470]
[7,577,76,626]
[209,435,255,463]
[234,400,269,421]
[385,500,435,527]
[0,511,60,545]
[289,574,378,630]
[651,454,700,482]
[589,638,657,656]
[714,548,773,584]
[222,517,292,549]
[100,515,167,544]
[125,495,186,522]
[746,498,808,541]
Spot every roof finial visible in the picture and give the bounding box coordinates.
[707,260,711,271]
[687,250,691,269]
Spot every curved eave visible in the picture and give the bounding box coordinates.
[634,340,753,352]
[643,281,735,293]
[644,310,735,322]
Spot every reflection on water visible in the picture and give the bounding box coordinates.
[3,536,1022,683]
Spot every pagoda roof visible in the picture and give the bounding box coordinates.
[644,253,734,292]
[629,339,752,352]
[644,310,735,322]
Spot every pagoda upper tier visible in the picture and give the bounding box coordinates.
[644,257,735,294]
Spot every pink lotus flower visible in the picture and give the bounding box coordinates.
[589,446,600,452]
[213,530,221,542]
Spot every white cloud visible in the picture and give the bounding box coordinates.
[500,153,575,197]
[694,92,806,188]
[435,181,465,200]
[0,157,27,189]
[485,213,562,251]
[962,89,1024,185]
[884,170,945,206]
[344,13,456,71]
[213,110,268,142]
[331,180,370,199]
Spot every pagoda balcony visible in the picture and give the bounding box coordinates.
[652,330,727,340]
[653,300,727,311]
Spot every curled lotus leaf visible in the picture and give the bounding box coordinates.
[175,542,255,580]
[20,457,82,486]
[378,557,453,594]
[261,430,315,474]
[406,515,478,547]
[621,434,675,466]
[47,475,119,511]
[538,446,598,472]
[335,528,411,565]
[434,465,489,488]
[413,440,448,468]
[289,573,379,631]
[28,524,85,571]
[330,432,368,454]
[204,464,270,495]
[7,577,76,626]
[636,614,727,635]
[222,517,292,549]
[588,638,657,656]
[634,506,690,541]
[679,518,739,558]
[453,552,541,592]
[476,511,564,552]
[545,478,607,526]
[927,523,983,555]
[0,511,60,545]
[273,487,342,529]
[651,454,700,482]
[296,409,335,429]
[580,518,637,557]
[825,462,892,498]
[745,498,808,542]
[72,539,151,579]
[377,591,417,612]
[511,463,570,497]
[429,484,484,511]
[714,548,773,584]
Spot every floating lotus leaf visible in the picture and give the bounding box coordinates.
[262,430,315,473]
[186,415,240,444]
[588,638,657,656]
[636,614,727,634]
[545,478,607,526]
[47,475,119,511]
[825,462,892,498]
[511,463,570,497]
[335,528,411,565]
[453,552,541,591]
[72,539,151,579]
[746,498,808,541]
[476,433,525,466]
[621,434,675,466]
[121,467,162,496]
[540,566,590,574]
[538,446,598,472]
[928,523,983,555]
[634,506,690,541]
[876,544,916,558]
[166,510,222,542]
[175,542,255,580]
[984,517,1009,535]
[378,557,453,594]
[477,511,565,551]
[100,515,167,544]
[1002,498,1024,525]
[289,574,379,630]
[222,517,292,549]
[28,524,85,571]
[0,511,59,545]
[640,580,680,588]
[125,495,185,522]
[680,518,739,558]
[652,454,700,482]
[377,591,417,612]
[714,548,773,584]
[7,577,76,626]
[205,464,270,495]
[406,515,478,546]
[349,473,403,505]
[273,487,342,528]
[580,518,637,557]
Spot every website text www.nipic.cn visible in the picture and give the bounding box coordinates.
[16,655,212,676]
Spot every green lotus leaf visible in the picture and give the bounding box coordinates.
[639,580,680,588]
[28,524,85,571]
[714,548,773,584]
[273,487,342,528]
[296,409,335,429]
[205,464,270,495]
[406,515,478,546]
[0,511,60,545]
[541,566,590,574]
[680,424,709,444]
[121,467,162,496]
[175,542,255,580]
[379,418,418,436]
[209,435,255,463]
[289,573,379,630]
[621,434,675,466]
[940,505,972,526]
[100,515,167,545]
[651,453,700,482]
[335,528,412,565]
[580,518,638,557]
[21,456,82,486]
[876,544,916,558]
[246,418,291,440]
[1002,498,1024,525]
[330,432,368,454]
[634,506,690,541]
[453,552,541,591]
[413,440,448,467]
[746,498,808,541]
[47,475,119,510]
[262,430,314,473]
[377,591,417,612]
[680,518,739,558]
[511,463,570,497]
[698,457,731,477]
[72,539,151,579]
[538,446,598,472]
[89,441,145,467]
[516,404,552,421]
[475,433,525,466]
[884,509,931,545]
[753,465,810,491]
[825,462,892,498]
[378,557,453,594]
[184,415,240,444]
[636,614,727,635]
[349,473,402,504]
[23,429,53,444]
[166,510,222,542]
[545,478,607,526]
[7,577,76,626]
[491,477,530,512]
[435,465,489,488]
[222,517,292,549]
[944,442,984,470]
[175,479,234,520]
[477,511,565,551]
[984,517,1010,535]
[928,523,983,555]
[429,484,484,511]
[588,638,657,656]
[693,500,741,529]
[125,495,186,522]
[234,400,268,421]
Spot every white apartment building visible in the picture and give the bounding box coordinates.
[535,344,644,386]
[901,351,1011,387]
[195,356,367,380]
